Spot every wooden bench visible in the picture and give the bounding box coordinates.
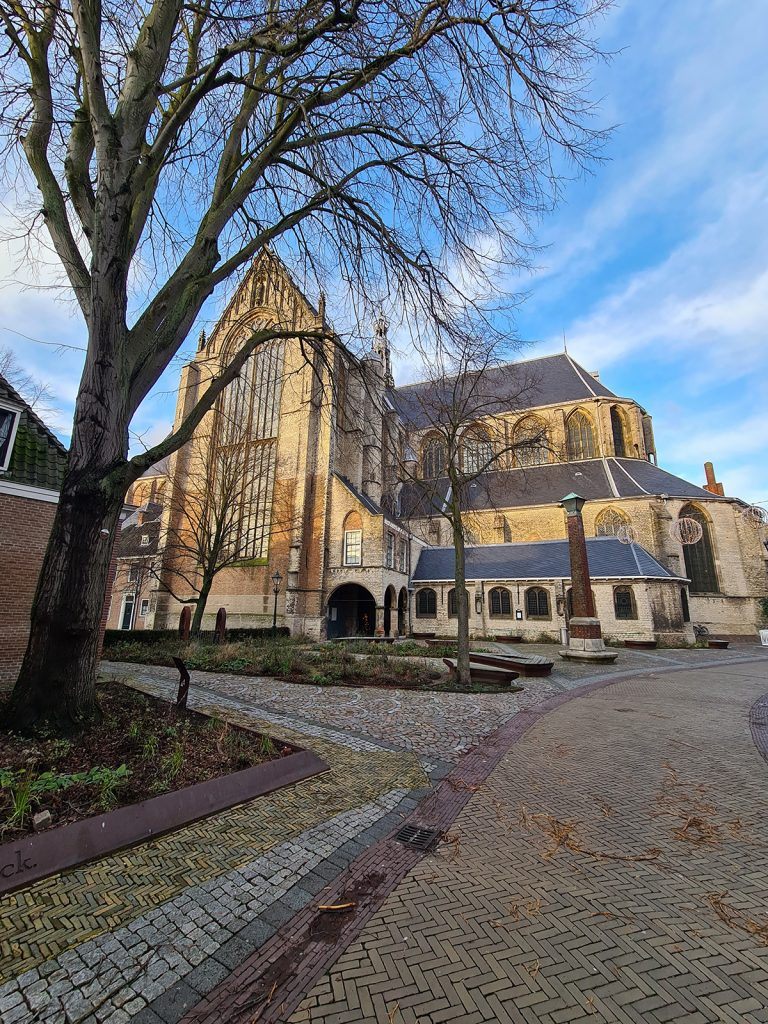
[466,651,554,678]
[443,658,521,687]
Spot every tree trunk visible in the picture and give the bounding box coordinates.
[190,574,214,636]
[5,467,125,731]
[453,509,471,688]
[5,213,133,732]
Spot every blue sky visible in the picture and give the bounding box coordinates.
[0,0,766,504]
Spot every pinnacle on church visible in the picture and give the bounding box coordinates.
[373,312,394,386]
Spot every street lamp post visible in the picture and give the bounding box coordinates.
[270,570,283,639]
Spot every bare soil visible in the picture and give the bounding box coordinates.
[0,680,291,840]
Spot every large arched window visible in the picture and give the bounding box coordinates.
[343,511,363,566]
[215,336,285,560]
[462,428,493,475]
[422,436,446,479]
[566,410,596,461]
[526,587,550,618]
[610,407,627,458]
[416,588,437,617]
[613,586,637,620]
[513,416,549,467]
[489,587,512,617]
[595,508,629,537]
[679,504,719,593]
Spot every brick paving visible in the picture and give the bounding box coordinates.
[2,648,767,1023]
[285,658,768,1024]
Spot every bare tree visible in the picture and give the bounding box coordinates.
[0,0,608,729]
[396,341,554,685]
[0,346,56,418]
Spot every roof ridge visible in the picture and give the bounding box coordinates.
[564,353,598,397]
[610,457,650,494]
[601,457,621,498]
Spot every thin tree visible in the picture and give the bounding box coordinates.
[0,346,57,419]
[396,341,554,685]
[157,426,301,635]
[0,0,608,729]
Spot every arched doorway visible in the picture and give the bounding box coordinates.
[398,587,408,636]
[383,585,397,637]
[327,584,376,639]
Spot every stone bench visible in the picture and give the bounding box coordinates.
[442,658,521,687]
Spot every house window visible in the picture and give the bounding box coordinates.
[140,599,150,617]
[610,407,627,458]
[386,532,396,568]
[514,416,549,467]
[613,586,637,620]
[566,411,596,461]
[526,587,550,618]
[416,588,437,617]
[128,565,140,584]
[681,588,690,622]
[489,587,512,617]
[679,504,719,593]
[422,437,446,479]
[344,529,362,566]
[0,404,21,471]
[140,534,150,547]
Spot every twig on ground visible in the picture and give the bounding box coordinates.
[706,892,768,945]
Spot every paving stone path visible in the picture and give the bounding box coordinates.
[2,648,767,1024]
[288,658,768,1023]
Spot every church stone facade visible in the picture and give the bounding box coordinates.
[114,252,767,643]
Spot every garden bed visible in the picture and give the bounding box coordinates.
[0,681,326,893]
[102,636,518,694]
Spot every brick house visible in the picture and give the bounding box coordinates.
[105,500,163,630]
[0,374,68,688]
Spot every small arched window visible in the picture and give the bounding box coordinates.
[679,504,719,593]
[514,416,549,467]
[462,429,493,475]
[680,587,690,623]
[343,511,363,566]
[416,588,437,618]
[566,411,596,461]
[422,436,446,479]
[526,587,550,618]
[595,508,629,537]
[613,586,637,620]
[489,587,512,617]
[447,588,468,617]
[610,407,627,458]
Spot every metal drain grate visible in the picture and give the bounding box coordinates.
[395,825,441,851]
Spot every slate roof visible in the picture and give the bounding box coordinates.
[413,537,682,582]
[0,373,68,491]
[390,353,619,428]
[400,457,720,517]
[334,473,384,516]
[117,503,163,557]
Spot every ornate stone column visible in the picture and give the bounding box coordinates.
[559,493,618,663]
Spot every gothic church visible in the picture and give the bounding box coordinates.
[112,252,767,643]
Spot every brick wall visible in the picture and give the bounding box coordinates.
[0,493,56,688]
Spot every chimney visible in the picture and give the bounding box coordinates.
[703,461,724,496]
[590,370,600,380]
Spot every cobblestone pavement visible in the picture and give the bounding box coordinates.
[289,657,768,1024]
[2,648,766,1024]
